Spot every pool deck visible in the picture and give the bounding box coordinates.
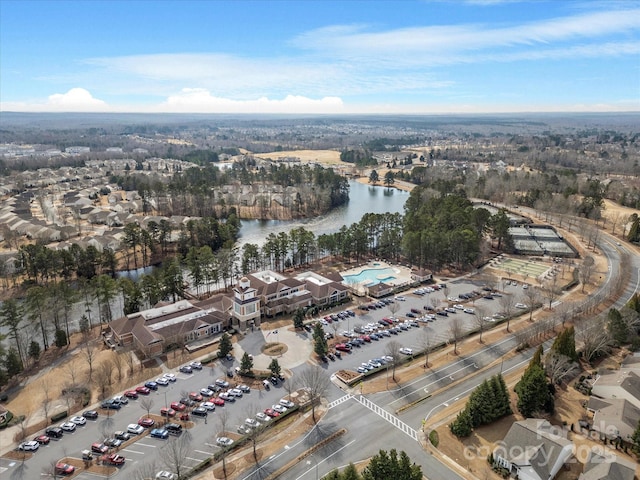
[341,261,413,289]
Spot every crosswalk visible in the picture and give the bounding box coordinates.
[355,395,419,441]
[327,393,419,442]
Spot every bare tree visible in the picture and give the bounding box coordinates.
[131,460,160,480]
[82,343,98,383]
[140,397,155,418]
[216,408,231,479]
[449,316,464,355]
[474,306,489,343]
[126,350,136,376]
[441,285,449,303]
[579,255,596,293]
[523,285,542,321]
[65,360,80,386]
[112,352,125,384]
[387,301,400,319]
[95,361,114,400]
[578,317,613,363]
[541,276,560,310]
[610,213,622,236]
[244,402,265,463]
[161,434,192,480]
[41,379,53,425]
[544,353,579,385]
[419,328,432,368]
[498,293,516,332]
[384,340,402,380]
[297,365,330,423]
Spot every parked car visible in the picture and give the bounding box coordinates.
[216,437,233,447]
[112,395,128,405]
[238,384,251,393]
[515,303,528,309]
[264,408,280,418]
[189,361,203,370]
[212,397,226,406]
[19,440,39,451]
[104,437,123,448]
[145,381,159,390]
[155,471,177,480]
[123,390,138,399]
[102,453,125,465]
[399,347,413,355]
[160,407,176,417]
[200,388,214,397]
[101,399,121,410]
[59,422,76,432]
[245,418,260,428]
[127,424,144,435]
[91,443,109,454]
[33,434,50,445]
[272,404,287,414]
[200,401,216,411]
[215,378,230,388]
[238,424,251,435]
[150,428,169,439]
[179,365,193,374]
[163,373,177,382]
[165,423,183,435]
[280,399,295,408]
[114,431,132,441]
[45,427,63,438]
[255,412,270,422]
[135,386,151,395]
[170,401,186,411]
[55,463,75,475]
[83,410,99,420]
[138,417,155,428]
[229,388,243,397]
[70,415,86,425]
[188,392,203,402]
[191,407,208,417]
[155,377,169,386]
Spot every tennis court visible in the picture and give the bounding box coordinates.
[497,258,550,277]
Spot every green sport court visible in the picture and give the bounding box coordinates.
[498,258,550,278]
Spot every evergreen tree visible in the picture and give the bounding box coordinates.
[608,308,630,345]
[268,358,281,378]
[218,332,233,358]
[239,352,254,375]
[551,327,577,361]
[312,322,328,357]
[28,341,41,362]
[514,363,554,417]
[631,419,640,456]
[293,308,305,329]
[362,449,422,480]
[449,407,473,437]
[5,347,22,377]
[342,463,360,480]
[55,328,68,348]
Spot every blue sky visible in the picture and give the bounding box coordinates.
[1,0,639,114]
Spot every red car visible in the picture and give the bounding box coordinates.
[135,386,150,395]
[55,463,75,475]
[170,401,186,411]
[160,407,176,417]
[188,392,203,402]
[264,408,280,418]
[138,417,155,428]
[91,442,109,454]
[212,397,225,406]
[102,453,125,465]
[124,390,139,399]
[33,434,50,445]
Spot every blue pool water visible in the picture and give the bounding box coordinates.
[343,267,397,286]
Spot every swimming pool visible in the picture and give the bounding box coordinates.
[343,267,397,286]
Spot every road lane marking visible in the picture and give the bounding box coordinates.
[136,442,157,448]
[356,396,418,441]
[194,449,210,455]
[123,448,145,454]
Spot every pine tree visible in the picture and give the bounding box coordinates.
[552,327,577,361]
[5,347,22,377]
[515,364,554,417]
[218,332,233,358]
[608,308,630,345]
[312,322,328,357]
[268,358,281,377]
[293,308,305,329]
[450,407,473,437]
[362,449,422,480]
[239,352,254,375]
[342,463,360,480]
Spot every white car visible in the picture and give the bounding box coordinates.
[453,304,464,310]
[163,373,177,382]
[127,424,144,435]
[156,471,177,480]
[112,395,128,405]
[200,401,216,411]
[229,388,243,397]
[59,422,76,432]
[255,412,270,422]
[399,347,413,355]
[69,415,86,425]
[19,440,39,451]
[245,418,260,428]
[200,388,214,397]
[395,296,406,301]
[216,437,233,447]
[279,399,295,408]
[155,377,169,386]
[463,308,475,314]
[272,404,287,414]
[515,303,528,309]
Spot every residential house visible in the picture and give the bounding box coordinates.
[591,370,640,410]
[587,397,640,444]
[493,419,574,480]
[579,446,637,480]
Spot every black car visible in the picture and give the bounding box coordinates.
[165,423,183,435]
[101,400,121,410]
[144,381,158,390]
[179,398,196,407]
[192,407,208,417]
[83,410,99,420]
[436,311,448,316]
[45,427,63,438]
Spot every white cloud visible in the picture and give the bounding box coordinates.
[47,87,107,110]
[158,89,344,113]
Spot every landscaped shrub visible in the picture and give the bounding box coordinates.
[51,410,68,423]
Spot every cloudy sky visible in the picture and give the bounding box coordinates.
[1,0,639,114]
